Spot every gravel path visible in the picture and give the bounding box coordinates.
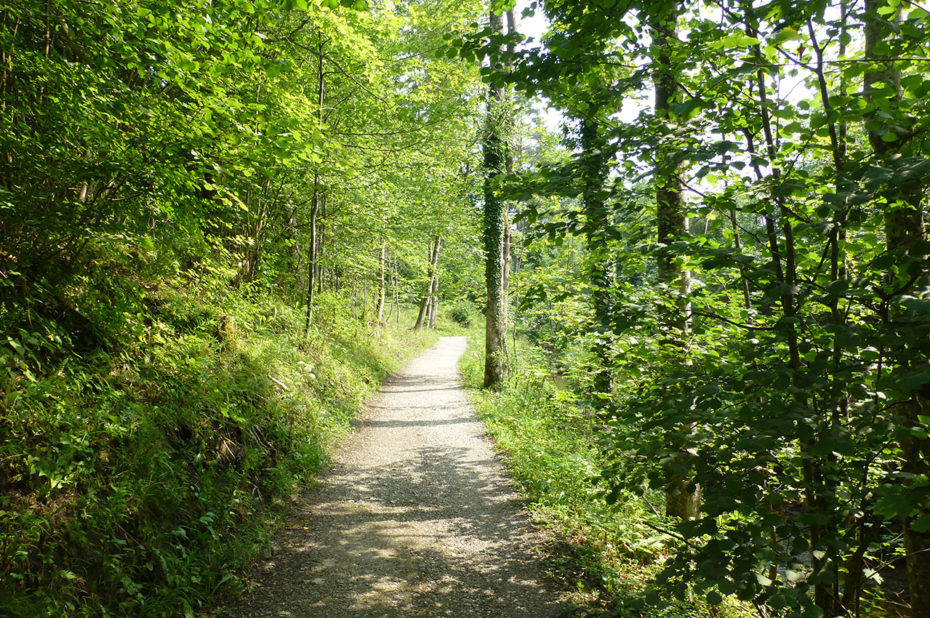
[238,336,566,617]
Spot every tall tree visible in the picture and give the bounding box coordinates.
[304,32,326,336]
[579,114,614,400]
[482,7,508,389]
[650,1,699,521]
[864,0,930,608]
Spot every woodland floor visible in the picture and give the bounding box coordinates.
[237,336,569,617]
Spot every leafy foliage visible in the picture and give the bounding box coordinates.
[462,0,930,614]
[0,0,483,612]
[0,279,436,614]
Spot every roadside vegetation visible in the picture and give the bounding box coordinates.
[462,334,756,617]
[4,0,929,615]
[1,0,478,613]
[2,277,434,615]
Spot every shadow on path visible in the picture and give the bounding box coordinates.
[239,337,567,617]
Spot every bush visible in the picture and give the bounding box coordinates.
[449,300,475,327]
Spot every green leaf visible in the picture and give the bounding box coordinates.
[6,337,24,357]
[911,514,930,533]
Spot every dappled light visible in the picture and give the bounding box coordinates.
[240,338,566,616]
[3,0,929,615]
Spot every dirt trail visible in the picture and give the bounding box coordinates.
[238,336,566,617]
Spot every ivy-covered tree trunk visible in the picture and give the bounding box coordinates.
[864,1,930,609]
[482,7,507,390]
[501,209,511,338]
[580,115,613,401]
[500,10,515,346]
[651,6,699,521]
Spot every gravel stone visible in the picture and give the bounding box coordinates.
[237,336,568,617]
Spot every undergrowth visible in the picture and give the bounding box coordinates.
[460,334,754,618]
[0,278,435,616]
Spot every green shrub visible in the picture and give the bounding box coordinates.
[460,336,753,617]
[449,300,474,327]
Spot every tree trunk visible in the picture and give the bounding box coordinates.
[414,235,441,330]
[289,205,303,295]
[864,2,930,610]
[303,176,320,335]
[580,115,613,400]
[501,209,510,337]
[376,244,386,324]
[482,8,508,390]
[393,259,400,323]
[429,237,442,328]
[361,284,368,324]
[317,193,326,294]
[303,34,325,336]
[428,278,438,329]
[500,16,515,349]
[652,6,699,521]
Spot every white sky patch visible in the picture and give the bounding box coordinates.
[512,0,564,133]
[515,0,548,42]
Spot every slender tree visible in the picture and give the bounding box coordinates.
[304,32,326,335]
[376,244,386,323]
[415,235,442,329]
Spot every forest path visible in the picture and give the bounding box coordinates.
[238,336,567,617]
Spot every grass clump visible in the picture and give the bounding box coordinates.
[0,279,435,616]
[460,334,753,617]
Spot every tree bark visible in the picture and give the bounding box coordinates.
[652,6,699,521]
[499,8,516,348]
[414,235,441,330]
[303,34,325,336]
[864,2,930,610]
[428,274,439,329]
[482,8,508,390]
[289,204,302,295]
[393,259,400,323]
[303,175,320,335]
[428,237,441,328]
[580,115,613,400]
[317,193,326,294]
[376,244,386,324]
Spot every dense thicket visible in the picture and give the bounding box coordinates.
[0,0,484,328]
[464,0,930,615]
